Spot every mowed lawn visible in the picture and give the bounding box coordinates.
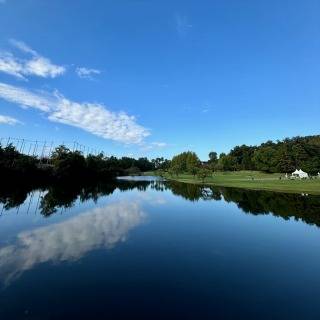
[151,171,320,195]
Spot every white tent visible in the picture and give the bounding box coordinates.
[292,169,308,179]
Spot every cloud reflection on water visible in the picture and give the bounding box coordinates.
[0,201,145,285]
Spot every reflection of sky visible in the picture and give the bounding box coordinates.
[0,201,145,285]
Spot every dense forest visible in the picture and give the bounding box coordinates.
[0,144,169,183]
[170,135,320,175]
[1,135,320,183]
[211,135,320,174]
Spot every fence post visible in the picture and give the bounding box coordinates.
[19,139,25,153]
[47,141,54,163]
[33,141,38,157]
[40,141,46,162]
[27,143,32,156]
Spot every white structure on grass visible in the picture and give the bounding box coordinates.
[291,169,308,179]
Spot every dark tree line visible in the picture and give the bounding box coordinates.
[211,135,320,174]
[0,144,169,183]
[2,134,319,183]
[168,135,320,175]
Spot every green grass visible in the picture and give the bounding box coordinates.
[145,170,320,195]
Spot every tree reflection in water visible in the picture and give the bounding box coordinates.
[1,179,320,226]
[166,181,320,227]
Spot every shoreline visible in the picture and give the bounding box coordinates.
[146,171,320,195]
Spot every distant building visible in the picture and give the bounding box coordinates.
[291,169,308,179]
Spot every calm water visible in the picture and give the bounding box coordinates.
[1,177,320,319]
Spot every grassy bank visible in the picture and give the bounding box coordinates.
[146,171,320,195]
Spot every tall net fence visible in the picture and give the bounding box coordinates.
[0,137,105,159]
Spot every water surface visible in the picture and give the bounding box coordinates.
[1,178,320,319]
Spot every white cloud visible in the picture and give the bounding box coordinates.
[140,141,168,152]
[9,39,38,56]
[76,67,101,80]
[0,201,145,285]
[0,52,27,80]
[0,82,54,111]
[175,14,193,37]
[0,40,65,79]
[0,114,22,125]
[24,56,65,78]
[151,142,167,148]
[48,96,150,144]
[0,82,150,144]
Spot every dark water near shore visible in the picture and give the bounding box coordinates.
[1,177,320,319]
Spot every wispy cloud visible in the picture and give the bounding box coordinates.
[9,39,37,55]
[175,14,193,37]
[0,83,54,111]
[201,107,210,113]
[150,142,167,148]
[0,114,22,125]
[76,67,101,80]
[0,39,65,80]
[139,141,168,152]
[0,52,26,80]
[0,82,150,144]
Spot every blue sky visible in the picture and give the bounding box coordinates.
[0,0,319,160]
